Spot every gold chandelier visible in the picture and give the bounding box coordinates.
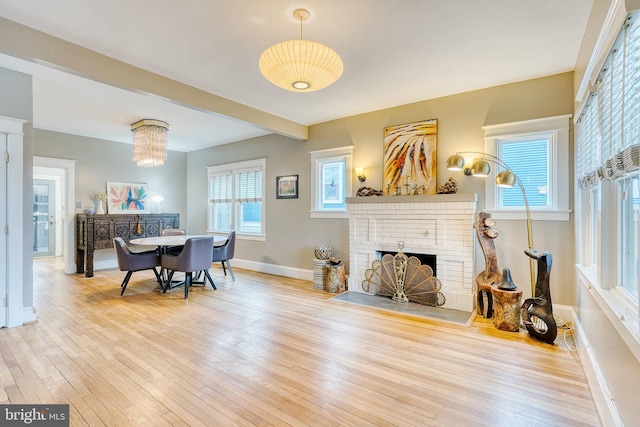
[131,119,168,167]
[259,8,343,92]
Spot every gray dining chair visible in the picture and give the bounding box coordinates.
[161,236,215,298]
[113,237,162,295]
[161,228,187,255]
[212,230,236,281]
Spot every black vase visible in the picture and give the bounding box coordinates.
[498,268,517,290]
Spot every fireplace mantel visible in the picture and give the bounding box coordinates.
[347,193,478,311]
[346,193,478,204]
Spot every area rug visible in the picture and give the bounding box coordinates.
[331,292,475,326]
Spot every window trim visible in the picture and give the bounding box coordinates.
[207,158,266,241]
[482,115,572,221]
[309,146,353,219]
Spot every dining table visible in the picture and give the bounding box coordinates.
[129,234,225,248]
[129,234,225,290]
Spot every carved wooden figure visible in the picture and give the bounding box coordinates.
[475,211,502,318]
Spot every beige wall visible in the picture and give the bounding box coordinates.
[187,72,576,304]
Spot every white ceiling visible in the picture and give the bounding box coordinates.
[0,0,593,152]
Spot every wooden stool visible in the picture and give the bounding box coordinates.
[491,286,523,332]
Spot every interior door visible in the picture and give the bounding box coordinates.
[0,134,7,326]
[33,179,55,257]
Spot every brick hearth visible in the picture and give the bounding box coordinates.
[346,193,478,312]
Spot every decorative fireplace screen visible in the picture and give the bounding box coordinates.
[361,241,445,306]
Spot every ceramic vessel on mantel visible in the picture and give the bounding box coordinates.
[314,245,332,260]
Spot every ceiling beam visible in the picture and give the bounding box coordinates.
[0,16,308,141]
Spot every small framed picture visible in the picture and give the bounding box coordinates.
[276,175,298,199]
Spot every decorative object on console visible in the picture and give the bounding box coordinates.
[152,195,164,213]
[314,245,332,260]
[383,119,437,196]
[521,250,558,344]
[91,191,107,214]
[259,8,343,92]
[474,211,501,318]
[355,186,382,197]
[131,119,168,167]
[361,241,445,306]
[436,176,458,194]
[107,182,149,213]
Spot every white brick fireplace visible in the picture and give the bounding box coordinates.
[346,194,477,312]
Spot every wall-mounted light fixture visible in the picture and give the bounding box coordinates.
[446,151,535,294]
[355,167,366,182]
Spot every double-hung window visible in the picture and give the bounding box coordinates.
[482,115,571,221]
[207,158,266,240]
[310,146,353,219]
[575,9,640,336]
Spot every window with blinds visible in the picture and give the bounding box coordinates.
[481,114,570,220]
[207,159,266,236]
[576,11,640,189]
[575,10,639,308]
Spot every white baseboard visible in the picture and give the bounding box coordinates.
[22,306,37,325]
[231,259,313,281]
[570,310,623,427]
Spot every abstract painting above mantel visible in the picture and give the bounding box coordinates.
[107,181,149,213]
[383,118,437,196]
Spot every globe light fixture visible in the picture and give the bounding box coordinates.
[259,8,343,92]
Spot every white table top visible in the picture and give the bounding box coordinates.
[129,234,224,246]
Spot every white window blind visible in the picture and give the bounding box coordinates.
[576,11,640,188]
[209,172,232,203]
[235,168,263,203]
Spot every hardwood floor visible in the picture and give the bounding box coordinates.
[0,257,600,426]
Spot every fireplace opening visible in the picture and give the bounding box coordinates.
[376,250,436,277]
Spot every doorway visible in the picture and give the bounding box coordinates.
[33,179,56,257]
[33,157,76,274]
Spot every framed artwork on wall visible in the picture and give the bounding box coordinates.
[383,118,438,195]
[107,182,149,213]
[276,175,298,199]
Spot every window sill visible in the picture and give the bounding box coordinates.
[207,231,266,242]
[486,209,572,221]
[310,210,348,219]
[576,264,640,363]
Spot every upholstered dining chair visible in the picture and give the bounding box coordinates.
[161,236,215,299]
[212,230,236,281]
[113,237,162,295]
[161,228,187,255]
